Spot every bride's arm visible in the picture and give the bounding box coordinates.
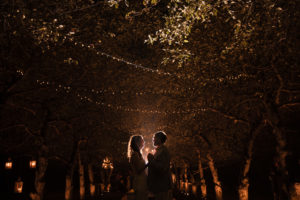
[131,153,147,174]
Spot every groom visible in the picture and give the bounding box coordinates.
[147,131,171,200]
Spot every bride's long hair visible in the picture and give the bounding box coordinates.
[127,135,143,161]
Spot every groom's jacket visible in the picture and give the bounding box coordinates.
[147,145,171,193]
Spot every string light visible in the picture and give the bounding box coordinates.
[36,74,252,101]
[73,41,253,82]
[37,79,197,97]
[73,41,176,78]
[15,10,253,83]
[16,69,24,76]
[37,79,207,115]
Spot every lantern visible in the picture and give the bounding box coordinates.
[5,158,13,169]
[29,160,37,168]
[102,157,113,169]
[14,177,23,193]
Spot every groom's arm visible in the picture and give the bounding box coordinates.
[148,149,170,172]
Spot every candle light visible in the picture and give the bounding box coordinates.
[29,160,37,168]
[5,158,13,169]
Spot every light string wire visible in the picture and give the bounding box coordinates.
[15,10,254,83]
[74,41,177,78]
[37,79,200,97]
[36,79,207,115]
[73,41,254,82]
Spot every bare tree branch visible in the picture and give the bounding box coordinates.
[206,107,249,125]
[0,124,35,136]
[272,64,284,105]
[279,102,300,109]
[58,2,104,16]
[6,102,36,115]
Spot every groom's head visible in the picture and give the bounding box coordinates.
[153,131,167,146]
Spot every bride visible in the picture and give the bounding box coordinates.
[128,135,148,200]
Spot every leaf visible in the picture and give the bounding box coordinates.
[151,0,157,5]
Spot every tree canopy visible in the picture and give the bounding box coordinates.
[1,0,299,168]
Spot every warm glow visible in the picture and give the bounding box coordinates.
[192,185,197,195]
[90,184,96,196]
[201,184,207,197]
[185,182,190,193]
[102,157,113,169]
[180,180,184,192]
[29,160,37,168]
[106,183,111,192]
[5,161,13,169]
[295,183,300,195]
[14,178,23,193]
[100,183,105,192]
[239,188,248,200]
[171,173,176,184]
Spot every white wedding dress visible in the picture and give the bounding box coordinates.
[130,152,148,200]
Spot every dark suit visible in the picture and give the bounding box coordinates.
[147,145,171,200]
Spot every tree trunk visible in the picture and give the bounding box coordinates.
[78,152,85,200]
[30,109,50,200]
[197,151,207,198]
[30,147,48,200]
[65,175,72,200]
[265,102,289,198]
[88,164,95,197]
[106,168,113,192]
[183,162,189,193]
[272,125,290,199]
[238,161,250,200]
[65,139,80,200]
[207,153,222,200]
[238,122,264,200]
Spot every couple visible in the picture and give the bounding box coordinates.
[127,131,171,200]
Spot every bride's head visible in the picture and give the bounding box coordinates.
[127,135,144,160]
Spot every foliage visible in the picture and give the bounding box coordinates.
[0,0,299,171]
